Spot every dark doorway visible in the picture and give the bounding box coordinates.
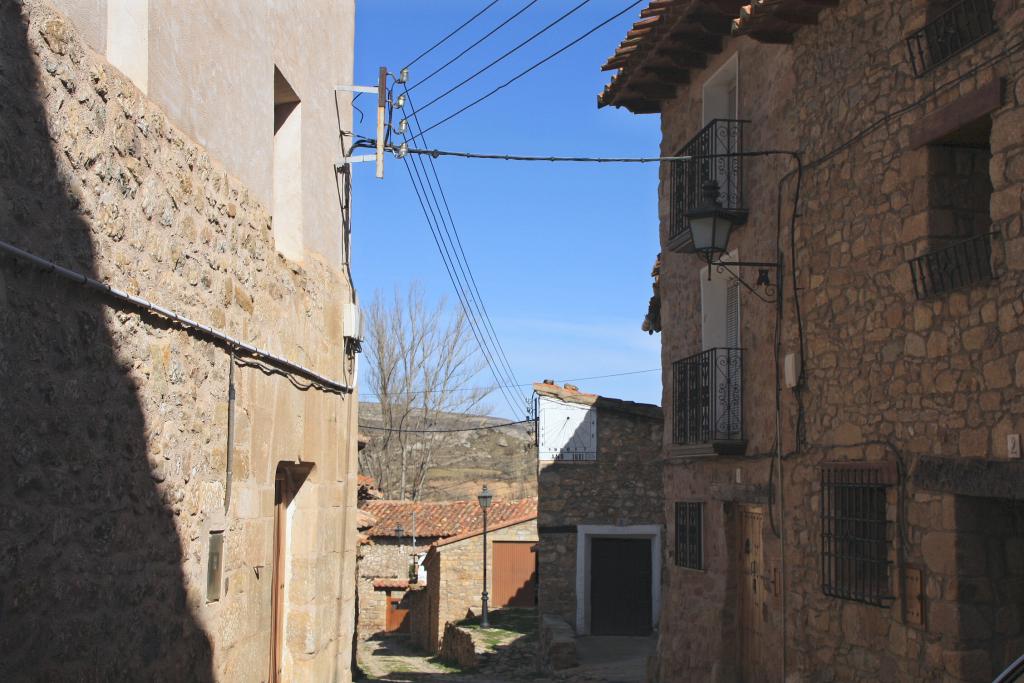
[590,537,652,635]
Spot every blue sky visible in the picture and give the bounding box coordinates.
[353,1,663,418]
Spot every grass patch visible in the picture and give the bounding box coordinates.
[456,607,538,651]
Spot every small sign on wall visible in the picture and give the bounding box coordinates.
[537,395,597,461]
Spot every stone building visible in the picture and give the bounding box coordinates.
[0,1,360,681]
[415,512,539,654]
[534,381,663,639]
[356,498,538,642]
[599,0,1024,681]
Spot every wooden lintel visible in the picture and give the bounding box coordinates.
[909,78,1004,149]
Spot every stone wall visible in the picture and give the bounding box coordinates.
[0,3,359,681]
[437,622,479,669]
[356,538,436,639]
[653,0,1024,681]
[536,398,663,631]
[421,519,538,653]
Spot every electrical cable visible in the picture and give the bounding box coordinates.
[399,134,524,417]
[399,125,525,416]
[400,91,529,410]
[401,148,792,163]
[0,238,353,396]
[410,0,645,140]
[402,0,502,71]
[358,418,533,434]
[400,156,523,417]
[410,0,595,117]
[407,0,542,95]
[360,367,660,399]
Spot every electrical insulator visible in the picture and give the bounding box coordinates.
[395,94,406,108]
[398,68,409,84]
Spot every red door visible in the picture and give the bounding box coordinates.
[385,592,410,633]
[492,542,537,607]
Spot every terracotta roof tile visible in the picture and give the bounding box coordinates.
[598,0,833,112]
[362,498,538,539]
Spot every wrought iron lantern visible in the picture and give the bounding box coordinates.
[685,179,738,269]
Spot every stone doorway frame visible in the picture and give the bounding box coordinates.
[575,524,662,635]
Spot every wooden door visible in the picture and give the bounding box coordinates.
[385,591,410,633]
[269,466,308,682]
[590,538,652,636]
[492,541,537,607]
[738,506,768,683]
[269,469,289,682]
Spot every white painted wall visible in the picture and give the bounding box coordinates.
[51,0,356,270]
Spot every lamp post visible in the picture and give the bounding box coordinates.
[477,484,493,627]
[395,524,404,576]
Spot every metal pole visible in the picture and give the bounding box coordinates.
[224,353,235,513]
[481,507,489,627]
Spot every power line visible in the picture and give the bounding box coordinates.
[396,106,526,416]
[360,367,661,399]
[410,0,595,117]
[400,147,524,417]
[407,0,541,95]
[402,0,501,71]
[412,0,645,139]
[401,91,528,409]
[359,418,533,434]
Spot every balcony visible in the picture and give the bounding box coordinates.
[908,232,996,299]
[906,0,996,77]
[668,119,748,254]
[672,348,745,455]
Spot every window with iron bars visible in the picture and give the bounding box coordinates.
[675,502,703,570]
[820,464,895,606]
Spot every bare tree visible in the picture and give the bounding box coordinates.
[360,284,490,500]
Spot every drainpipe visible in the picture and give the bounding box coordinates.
[224,353,236,514]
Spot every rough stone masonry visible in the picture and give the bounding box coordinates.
[0,2,360,681]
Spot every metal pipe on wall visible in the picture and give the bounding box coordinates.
[224,353,236,514]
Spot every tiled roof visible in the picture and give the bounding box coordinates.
[431,512,538,549]
[533,381,662,419]
[362,498,538,539]
[372,578,411,591]
[598,0,834,113]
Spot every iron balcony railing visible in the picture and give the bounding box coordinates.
[908,232,995,299]
[668,119,748,252]
[906,0,996,77]
[672,348,742,446]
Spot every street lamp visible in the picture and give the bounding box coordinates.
[685,179,781,299]
[477,484,493,627]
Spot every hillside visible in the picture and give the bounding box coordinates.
[358,402,537,502]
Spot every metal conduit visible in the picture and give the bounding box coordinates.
[0,239,354,395]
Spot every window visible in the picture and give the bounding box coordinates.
[273,67,303,261]
[820,464,894,605]
[675,502,703,569]
[908,97,996,299]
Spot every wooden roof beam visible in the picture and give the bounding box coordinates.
[641,64,692,84]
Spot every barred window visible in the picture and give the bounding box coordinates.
[675,502,703,569]
[821,464,895,606]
